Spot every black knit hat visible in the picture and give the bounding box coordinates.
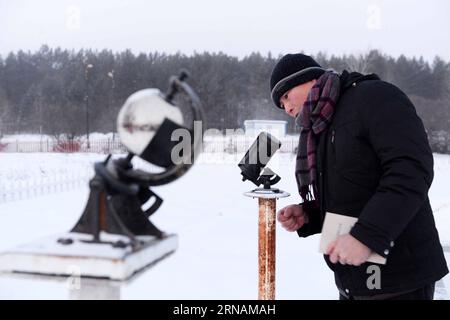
[270,53,325,109]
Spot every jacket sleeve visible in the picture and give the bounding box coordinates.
[350,83,434,258]
[297,199,323,238]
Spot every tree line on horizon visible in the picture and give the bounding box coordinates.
[0,45,449,151]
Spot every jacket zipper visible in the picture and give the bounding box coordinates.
[320,128,335,218]
[319,128,332,219]
[331,129,336,164]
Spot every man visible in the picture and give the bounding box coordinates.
[270,53,448,300]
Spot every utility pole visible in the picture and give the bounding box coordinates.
[107,70,115,142]
[84,59,93,150]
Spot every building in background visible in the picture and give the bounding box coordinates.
[244,120,287,138]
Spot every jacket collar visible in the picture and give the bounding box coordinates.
[339,70,380,92]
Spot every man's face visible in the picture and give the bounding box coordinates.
[280,79,317,118]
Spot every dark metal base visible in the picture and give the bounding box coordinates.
[59,158,165,250]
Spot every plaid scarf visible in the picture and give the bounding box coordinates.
[295,71,341,204]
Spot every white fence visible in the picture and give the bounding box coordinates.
[0,170,93,205]
[0,139,126,154]
[0,135,300,155]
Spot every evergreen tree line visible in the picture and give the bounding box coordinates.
[0,45,449,150]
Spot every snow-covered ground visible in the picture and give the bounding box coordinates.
[0,152,449,300]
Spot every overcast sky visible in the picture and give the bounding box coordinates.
[1,0,449,62]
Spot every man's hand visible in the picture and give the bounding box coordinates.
[326,234,372,266]
[277,204,309,232]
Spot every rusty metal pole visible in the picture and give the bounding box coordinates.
[258,197,276,300]
[245,189,289,300]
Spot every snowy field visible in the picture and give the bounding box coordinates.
[0,151,449,300]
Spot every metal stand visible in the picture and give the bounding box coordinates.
[59,156,165,250]
[0,263,167,300]
[0,70,205,293]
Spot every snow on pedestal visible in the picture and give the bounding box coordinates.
[0,232,178,281]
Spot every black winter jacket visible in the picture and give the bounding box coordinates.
[297,70,448,296]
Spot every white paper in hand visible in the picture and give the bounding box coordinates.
[319,212,387,265]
